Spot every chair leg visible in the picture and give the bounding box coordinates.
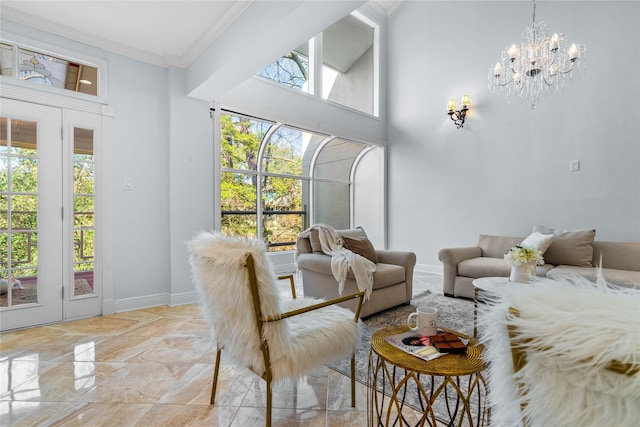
[350,351,356,407]
[266,380,272,427]
[210,348,222,404]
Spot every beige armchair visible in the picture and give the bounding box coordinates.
[295,226,416,318]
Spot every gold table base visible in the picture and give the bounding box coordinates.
[367,326,489,427]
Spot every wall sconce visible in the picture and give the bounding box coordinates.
[447,95,470,128]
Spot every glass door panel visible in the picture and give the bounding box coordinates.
[1,118,39,308]
[73,128,95,297]
[0,99,63,330]
[64,109,102,320]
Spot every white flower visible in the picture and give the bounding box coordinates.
[504,245,544,266]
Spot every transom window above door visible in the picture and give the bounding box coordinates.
[1,40,101,97]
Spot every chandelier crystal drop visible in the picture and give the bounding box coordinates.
[488,0,585,108]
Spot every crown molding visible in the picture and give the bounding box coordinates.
[1,2,252,69]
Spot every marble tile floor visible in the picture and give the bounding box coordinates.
[1,274,443,426]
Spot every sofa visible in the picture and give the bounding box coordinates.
[438,227,640,298]
[296,227,416,318]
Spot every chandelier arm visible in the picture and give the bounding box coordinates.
[509,60,520,75]
[545,52,558,69]
[494,75,512,87]
[556,62,576,75]
[488,0,584,106]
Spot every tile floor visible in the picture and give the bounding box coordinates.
[1,276,438,426]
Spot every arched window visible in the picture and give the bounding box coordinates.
[218,110,378,251]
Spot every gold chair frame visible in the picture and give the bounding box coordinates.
[210,253,365,427]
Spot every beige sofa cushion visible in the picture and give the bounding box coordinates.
[309,230,323,252]
[296,254,404,290]
[478,235,523,258]
[533,226,596,267]
[458,257,511,278]
[297,226,368,254]
[343,236,378,263]
[546,265,640,289]
[592,241,640,271]
[337,226,368,239]
[368,263,405,290]
[459,257,554,278]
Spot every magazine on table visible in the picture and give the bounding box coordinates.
[384,331,447,362]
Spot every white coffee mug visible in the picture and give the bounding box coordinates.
[407,306,438,336]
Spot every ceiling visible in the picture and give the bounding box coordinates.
[1,1,402,69]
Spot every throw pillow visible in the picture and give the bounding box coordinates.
[521,232,554,254]
[532,225,596,267]
[342,236,378,264]
[309,229,323,253]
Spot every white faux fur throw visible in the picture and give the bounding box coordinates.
[478,276,640,427]
[189,231,361,382]
[297,224,376,300]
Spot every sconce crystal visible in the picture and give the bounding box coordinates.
[447,95,470,129]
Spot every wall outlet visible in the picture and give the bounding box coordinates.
[569,160,580,172]
[123,177,134,190]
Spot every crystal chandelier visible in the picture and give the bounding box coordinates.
[488,0,585,108]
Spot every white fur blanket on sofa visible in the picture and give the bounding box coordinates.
[478,276,640,427]
[189,231,361,382]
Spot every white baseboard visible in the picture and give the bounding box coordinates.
[114,291,202,313]
[114,293,169,313]
[415,263,443,274]
[102,299,115,315]
[169,291,199,306]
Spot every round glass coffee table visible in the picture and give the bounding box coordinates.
[367,325,488,427]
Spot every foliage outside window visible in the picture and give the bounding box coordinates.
[1,118,39,306]
[220,112,311,251]
[73,128,95,296]
[258,42,311,93]
[219,111,372,251]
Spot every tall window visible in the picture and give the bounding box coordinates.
[218,110,372,251]
[322,14,375,115]
[257,12,378,116]
[220,113,272,239]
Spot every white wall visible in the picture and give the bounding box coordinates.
[167,67,214,304]
[386,1,640,270]
[107,54,172,305]
[1,19,215,311]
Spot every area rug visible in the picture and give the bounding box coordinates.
[327,289,476,420]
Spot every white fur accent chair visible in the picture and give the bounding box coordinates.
[188,231,364,427]
[478,277,640,427]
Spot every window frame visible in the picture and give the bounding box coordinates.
[255,11,379,118]
[1,32,108,104]
[215,107,375,251]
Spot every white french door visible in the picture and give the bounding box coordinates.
[63,109,102,320]
[1,98,102,330]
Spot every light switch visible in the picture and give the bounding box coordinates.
[569,160,580,172]
[123,177,134,190]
